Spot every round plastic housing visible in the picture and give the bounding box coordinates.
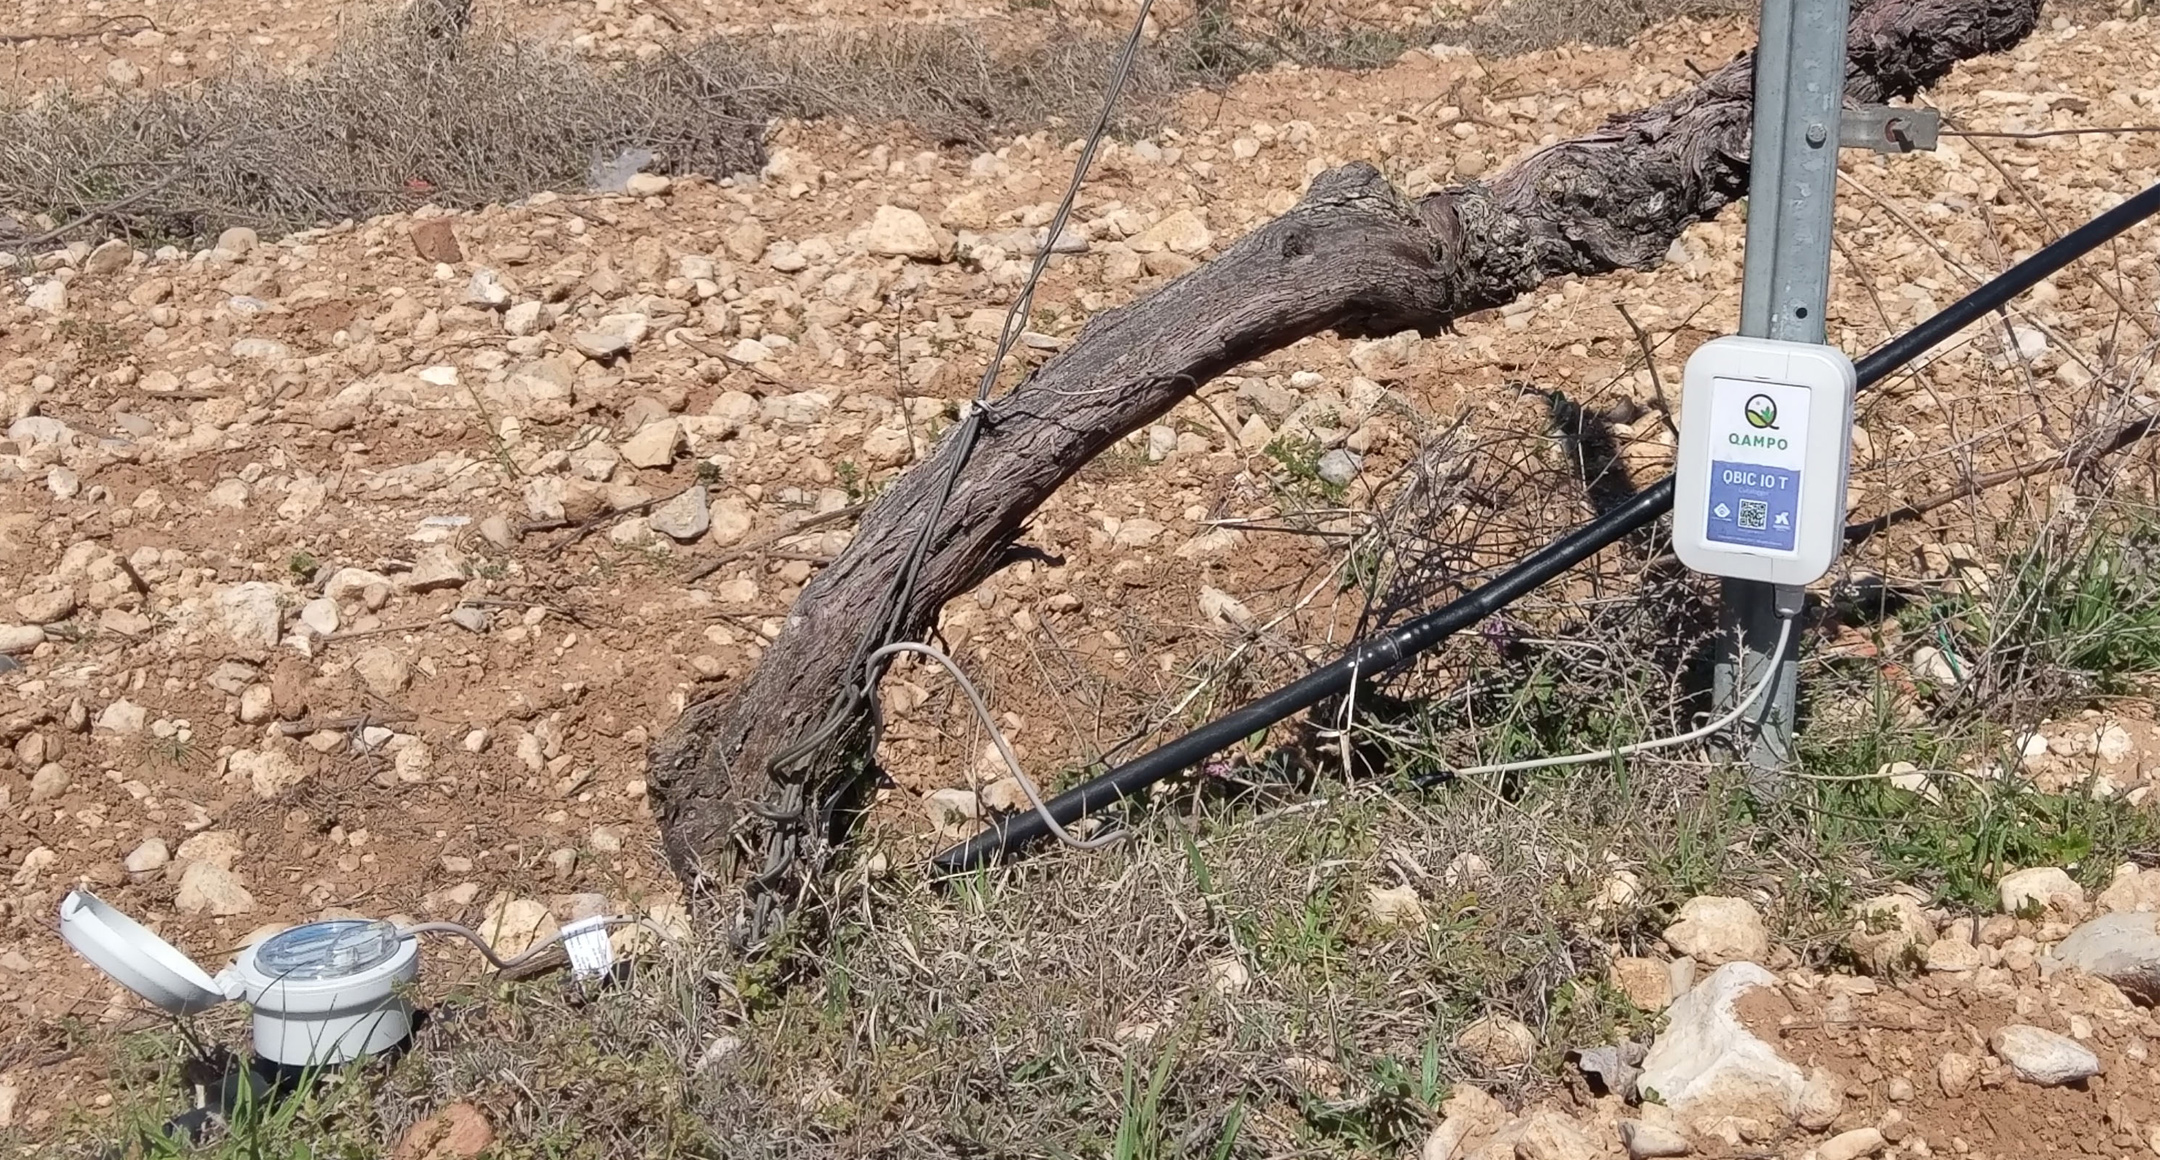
[57,890,420,1068]
[254,920,403,981]
[230,921,418,1067]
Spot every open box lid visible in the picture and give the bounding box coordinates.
[59,890,234,1015]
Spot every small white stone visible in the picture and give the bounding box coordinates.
[1999,866,2083,916]
[28,764,70,803]
[174,861,255,915]
[1367,883,1427,928]
[1817,1127,1886,1160]
[124,837,170,880]
[97,698,148,733]
[923,787,980,834]
[466,268,511,308]
[1989,1024,2100,1086]
[1662,896,1771,964]
[237,684,275,724]
[25,281,66,315]
[649,485,711,541]
[1912,643,1965,685]
[300,597,341,636]
[855,205,951,261]
[1617,1119,1692,1160]
[620,418,682,469]
[1454,1013,1536,1069]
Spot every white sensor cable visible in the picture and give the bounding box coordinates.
[1450,614,1797,778]
[399,916,677,973]
[866,641,1123,852]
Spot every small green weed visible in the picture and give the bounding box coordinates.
[1264,433,1347,505]
[1974,517,2160,696]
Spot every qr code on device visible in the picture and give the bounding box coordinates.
[1738,499,1770,531]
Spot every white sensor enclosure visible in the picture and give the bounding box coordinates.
[1673,335,1856,587]
[58,890,419,1068]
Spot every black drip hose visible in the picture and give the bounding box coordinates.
[931,180,2160,877]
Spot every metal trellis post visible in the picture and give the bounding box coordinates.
[1719,0,1851,777]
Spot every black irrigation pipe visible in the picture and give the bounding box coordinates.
[931,179,2160,877]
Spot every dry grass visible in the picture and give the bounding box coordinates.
[0,0,1773,251]
[1435,0,1750,56]
[0,3,1408,249]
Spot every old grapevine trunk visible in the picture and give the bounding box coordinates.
[650,0,2044,901]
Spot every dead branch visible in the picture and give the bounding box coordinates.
[0,14,158,46]
[1844,412,2160,543]
[685,502,866,582]
[647,0,2048,900]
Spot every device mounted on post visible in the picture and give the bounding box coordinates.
[1673,335,1855,588]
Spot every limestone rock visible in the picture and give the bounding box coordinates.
[1936,1051,1978,1096]
[1817,1127,1886,1160]
[2045,911,2160,1004]
[1610,956,1674,1011]
[1662,896,1771,965]
[1421,1085,1506,1160]
[923,787,980,836]
[1455,1013,1536,1069]
[13,589,75,625]
[708,496,753,546]
[404,546,467,592]
[477,895,558,959]
[28,764,70,802]
[1198,586,1254,626]
[856,205,952,261]
[123,837,170,881]
[1849,894,1936,975]
[1925,934,1986,973]
[0,624,45,654]
[572,330,633,361]
[1639,962,1839,1131]
[300,597,341,637]
[620,418,682,469]
[1317,448,1362,487]
[175,861,255,916]
[1512,1111,1599,1160]
[1367,883,1427,928]
[26,281,65,315]
[466,269,511,309]
[1988,1024,2100,1086]
[96,698,148,733]
[649,485,710,541]
[2097,864,2160,914]
[1617,1119,1692,1159]
[354,646,413,695]
[231,747,308,798]
[2000,866,2084,916]
[212,582,286,656]
[177,831,243,871]
[84,239,134,275]
[1134,209,1212,255]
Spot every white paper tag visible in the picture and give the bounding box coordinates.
[559,916,616,980]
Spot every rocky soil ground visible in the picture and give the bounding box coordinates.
[4,0,2160,1155]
